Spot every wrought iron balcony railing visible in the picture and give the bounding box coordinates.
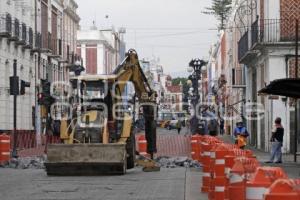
[238,18,298,63]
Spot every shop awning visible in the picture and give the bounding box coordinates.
[258,78,300,98]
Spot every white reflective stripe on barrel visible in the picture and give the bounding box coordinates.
[215,159,225,165]
[139,140,147,143]
[0,140,10,143]
[1,152,10,155]
[246,187,267,200]
[203,172,210,177]
[191,140,197,143]
[225,167,230,175]
[215,186,225,192]
[203,152,210,156]
[191,152,195,154]
[229,173,244,184]
[210,152,216,158]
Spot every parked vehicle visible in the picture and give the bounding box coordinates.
[157,111,173,128]
[164,111,187,130]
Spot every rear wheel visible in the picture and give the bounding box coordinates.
[126,132,136,169]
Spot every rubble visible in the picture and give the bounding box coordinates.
[155,156,202,168]
[1,155,202,170]
[0,155,46,169]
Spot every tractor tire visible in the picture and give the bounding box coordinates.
[126,133,136,169]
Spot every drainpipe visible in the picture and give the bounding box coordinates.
[294,19,299,162]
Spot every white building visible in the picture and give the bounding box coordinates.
[236,0,299,152]
[0,0,36,131]
[77,25,126,74]
[0,0,80,134]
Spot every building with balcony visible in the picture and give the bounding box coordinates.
[0,0,36,131]
[0,0,80,136]
[236,0,299,152]
[206,29,246,136]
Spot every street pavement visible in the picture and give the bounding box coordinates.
[0,127,207,200]
[0,167,207,200]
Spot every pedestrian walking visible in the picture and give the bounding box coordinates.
[208,119,218,136]
[176,120,182,134]
[52,120,61,137]
[233,121,249,149]
[185,118,190,136]
[265,117,284,164]
[219,118,224,135]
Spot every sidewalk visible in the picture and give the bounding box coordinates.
[219,134,300,178]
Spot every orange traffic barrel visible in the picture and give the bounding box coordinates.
[201,141,215,193]
[213,144,234,200]
[246,167,287,200]
[137,135,147,156]
[0,133,10,163]
[264,179,300,200]
[208,144,218,200]
[191,135,202,161]
[214,144,232,177]
[202,165,212,193]
[228,157,260,200]
[214,176,228,200]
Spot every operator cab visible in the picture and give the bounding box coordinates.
[69,74,126,143]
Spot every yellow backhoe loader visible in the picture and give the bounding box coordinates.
[45,49,158,175]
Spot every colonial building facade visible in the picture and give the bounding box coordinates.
[0,0,80,135]
[76,26,126,74]
[207,0,300,153]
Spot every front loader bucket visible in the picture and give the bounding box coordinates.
[45,143,127,176]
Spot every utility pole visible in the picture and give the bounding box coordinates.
[12,60,18,158]
[294,19,299,162]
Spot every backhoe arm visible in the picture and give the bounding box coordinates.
[113,49,157,157]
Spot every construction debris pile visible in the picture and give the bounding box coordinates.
[155,156,201,168]
[0,156,46,169]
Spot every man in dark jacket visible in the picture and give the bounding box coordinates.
[266,117,284,163]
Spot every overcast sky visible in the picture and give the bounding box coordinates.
[76,0,218,77]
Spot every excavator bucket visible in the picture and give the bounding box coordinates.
[45,143,127,175]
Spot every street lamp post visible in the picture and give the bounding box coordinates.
[187,59,207,134]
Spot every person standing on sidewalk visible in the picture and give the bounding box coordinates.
[266,117,284,164]
[176,120,182,134]
[219,118,225,135]
[185,118,190,136]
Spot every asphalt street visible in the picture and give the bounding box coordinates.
[0,167,206,200]
[0,127,207,200]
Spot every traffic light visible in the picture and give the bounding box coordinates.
[10,76,19,95]
[20,80,30,95]
[37,93,44,105]
[38,80,55,106]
